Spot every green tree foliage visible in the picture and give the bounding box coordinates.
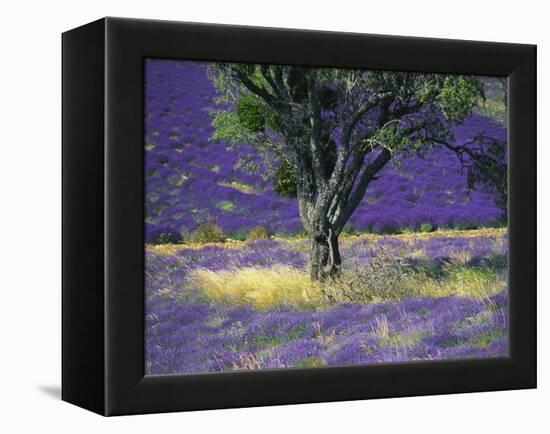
[460,134,507,216]
[236,94,267,132]
[273,160,297,197]
[438,76,485,121]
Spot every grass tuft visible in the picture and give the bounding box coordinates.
[468,329,505,348]
[296,356,326,367]
[372,316,424,348]
[187,223,225,243]
[215,200,234,211]
[247,226,270,241]
[219,180,256,194]
[188,265,321,310]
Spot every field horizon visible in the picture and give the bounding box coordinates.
[147,226,507,251]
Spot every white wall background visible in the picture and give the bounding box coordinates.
[0,0,546,431]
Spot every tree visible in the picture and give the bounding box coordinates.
[208,64,485,283]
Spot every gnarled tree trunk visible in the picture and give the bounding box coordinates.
[310,229,341,282]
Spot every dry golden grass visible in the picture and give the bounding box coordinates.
[218,180,256,194]
[187,265,321,310]
[187,260,504,310]
[246,226,270,241]
[405,267,504,301]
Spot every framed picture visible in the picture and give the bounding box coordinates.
[62,17,536,416]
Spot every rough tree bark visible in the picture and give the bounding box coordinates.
[310,229,341,281]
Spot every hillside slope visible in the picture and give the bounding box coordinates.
[144,60,507,240]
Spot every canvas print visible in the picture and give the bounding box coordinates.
[144,59,508,375]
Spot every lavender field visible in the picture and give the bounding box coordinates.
[144,59,508,374]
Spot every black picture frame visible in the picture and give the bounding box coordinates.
[62,17,536,416]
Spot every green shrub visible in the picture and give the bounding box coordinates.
[372,220,401,234]
[419,223,434,233]
[247,226,270,241]
[188,223,225,243]
[158,232,180,244]
[453,219,479,230]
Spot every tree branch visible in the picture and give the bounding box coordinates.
[341,148,392,224]
[233,69,277,108]
[260,65,283,99]
[308,77,328,189]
